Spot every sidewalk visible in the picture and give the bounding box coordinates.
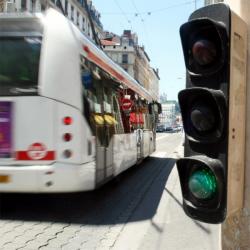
[112,143,222,250]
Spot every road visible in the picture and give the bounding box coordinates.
[0,132,220,250]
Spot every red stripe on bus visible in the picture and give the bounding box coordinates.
[83,45,151,101]
[16,151,55,161]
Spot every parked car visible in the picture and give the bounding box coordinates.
[165,127,174,133]
[156,125,165,132]
[172,126,182,132]
[177,126,183,132]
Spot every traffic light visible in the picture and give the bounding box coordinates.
[177,3,247,224]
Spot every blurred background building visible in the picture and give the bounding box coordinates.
[101,30,160,100]
[158,100,181,128]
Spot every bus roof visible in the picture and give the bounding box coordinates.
[80,39,154,101]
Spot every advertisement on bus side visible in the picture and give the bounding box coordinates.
[0,101,12,158]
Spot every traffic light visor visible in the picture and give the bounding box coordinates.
[178,88,226,143]
[177,156,225,208]
[180,18,228,76]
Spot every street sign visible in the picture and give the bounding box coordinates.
[121,98,133,111]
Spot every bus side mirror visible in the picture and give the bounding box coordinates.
[149,103,153,114]
[157,103,162,114]
[148,102,162,114]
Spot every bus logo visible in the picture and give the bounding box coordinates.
[27,143,47,160]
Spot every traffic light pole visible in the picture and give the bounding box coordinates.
[222,1,250,249]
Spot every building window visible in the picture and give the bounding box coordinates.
[78,0,84,5]
[82,17,85,31]
[21,0,26,11]
[56,0,61,9]
[122,54,128,64]
[30,0,33,11]
[87,23,90,36]
[65,0,68,15]
[41,3,46,11]
[71,5,74,21]
[77,11,79,25]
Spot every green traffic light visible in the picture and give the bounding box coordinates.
[188,167,217,200]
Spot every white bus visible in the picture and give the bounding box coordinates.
[0,9,161,193]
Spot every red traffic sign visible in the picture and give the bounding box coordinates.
[121,98,133,110]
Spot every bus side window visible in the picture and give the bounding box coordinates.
[83,94,91,126]
[112,94,124,134]
[80,65,95,133]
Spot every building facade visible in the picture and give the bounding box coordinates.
[102,31,137,78]
[148,67,160,102]
[158,100,180,127]
[0,0,103,44]
[102,30,160,100]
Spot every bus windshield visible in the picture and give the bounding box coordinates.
[0,36,42,96]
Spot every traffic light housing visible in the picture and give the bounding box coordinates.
[177,3,247,223]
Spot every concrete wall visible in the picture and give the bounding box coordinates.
[223,1,250,249]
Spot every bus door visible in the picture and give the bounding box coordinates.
[103,120,114,177]
[95,120,114,185]
[93,82,114,185]
[136,128,143,161]
[102,86,114,179]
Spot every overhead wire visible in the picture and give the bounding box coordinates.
[101,0,202,16]
[143,0,202,14]
[130,0,151,48]
[113,0,133,29]
[131,0,143,22]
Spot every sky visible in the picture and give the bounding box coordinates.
[93,0,204,101]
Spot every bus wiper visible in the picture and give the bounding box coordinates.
[10,86,38,94]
